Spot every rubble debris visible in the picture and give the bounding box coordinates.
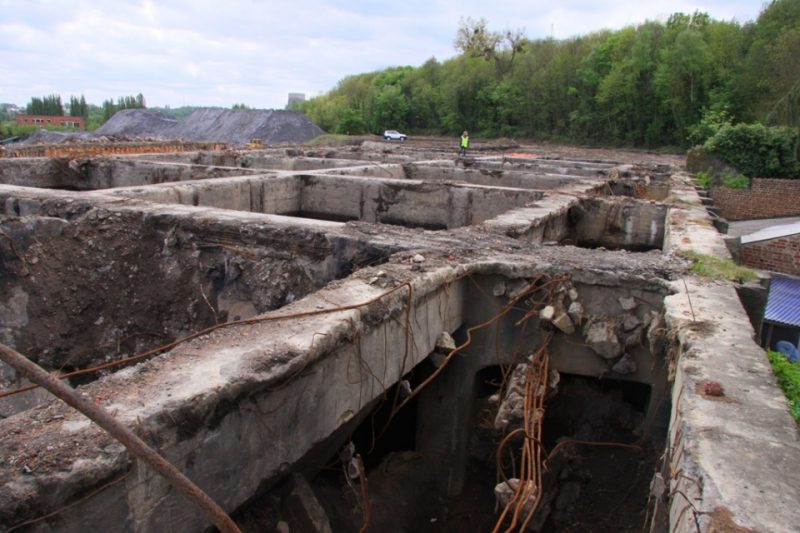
[611,353,638,375]
[619,296,638,311]
[583,318,623,359]
[567,301,585,325]
[435,331,456,352]
[552,312,575,334]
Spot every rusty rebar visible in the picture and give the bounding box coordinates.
[0,342,241,533]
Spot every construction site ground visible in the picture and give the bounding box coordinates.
[0,136,798,533]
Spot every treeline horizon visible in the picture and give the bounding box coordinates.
[299,0,800,148]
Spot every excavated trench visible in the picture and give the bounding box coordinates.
[0,200,395,417]
[232,273,671,532]
[0,147,682,532]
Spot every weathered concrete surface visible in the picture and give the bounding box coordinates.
[660,172,800,533]
[1,146,798,533]
[0,185,401,385]
[571,197,668,250]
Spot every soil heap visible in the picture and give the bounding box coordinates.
[97,108,325,146]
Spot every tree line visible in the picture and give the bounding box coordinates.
[22,93,145,125]
[300,0,800,149]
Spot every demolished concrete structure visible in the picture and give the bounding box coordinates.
[0,139,798,532]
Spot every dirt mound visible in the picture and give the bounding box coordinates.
[19,130,99,145]
[13,108,325,148]
[95,108,178,137]
[98,108,325,147]
[169,108,325,146]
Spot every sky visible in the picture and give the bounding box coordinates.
[0,0,765,110]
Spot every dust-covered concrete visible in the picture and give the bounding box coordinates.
[0,139,797,533]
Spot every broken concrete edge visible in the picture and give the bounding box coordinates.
[663,280,800,533]
[661,171,800,532]
[0,250,676,529]
[0,261,455,527]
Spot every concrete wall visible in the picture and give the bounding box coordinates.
[0,264,467,532]
[0,156,263,190]
[570,197,667,250]
[107,175,300,215]
[396,163,598,189]
[660,171,800,533]
[0,157,70,188]
[299,174,543,229]
[0,186,393,387]
[710,178,800,220]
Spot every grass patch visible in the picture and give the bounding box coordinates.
[684,251,757,283]
[767,350,800,423]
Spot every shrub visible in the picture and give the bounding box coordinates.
[687,108,733,146]
[721,173,750,189]
[767,350,800,423]
[703,123,800,178]
[696,170,714,188]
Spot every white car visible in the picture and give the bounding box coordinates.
[383,130,407,141]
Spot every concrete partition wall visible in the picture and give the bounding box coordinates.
[0,157,69,188]
[378,163,599,190]
[571,197,668,250]
[658,172,800,532]
[417,270,672,497]
[104,175,301,214]
[299,174,543,229]
[0,265,467,532]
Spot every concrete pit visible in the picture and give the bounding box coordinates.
[1,141,798,533]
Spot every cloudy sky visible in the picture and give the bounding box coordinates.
[0,0,763,110]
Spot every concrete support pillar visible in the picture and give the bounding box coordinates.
[415,351,481,497]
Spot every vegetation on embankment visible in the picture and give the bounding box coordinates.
[684,251,757,283]
[768,350,800,423]
[300,0,800,153]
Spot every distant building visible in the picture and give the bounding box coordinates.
[740,222,800,277]
[287,93,305,109]
[15,114,86,129]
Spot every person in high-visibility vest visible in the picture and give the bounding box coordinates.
[459,130,469,156]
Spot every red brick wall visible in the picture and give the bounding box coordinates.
[741,233,800,276]
[710,178,800,220]
[15,114,86,129]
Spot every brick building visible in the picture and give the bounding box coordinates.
[15,114,85,129]
[740,222,800,277]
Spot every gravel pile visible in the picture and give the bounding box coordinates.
[95,109,178,137]
[16,108,325,147]
[168,108,325,146]
[98,108,325,146]
[20,130,100,145]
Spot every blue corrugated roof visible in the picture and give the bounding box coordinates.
[765,276,800,327]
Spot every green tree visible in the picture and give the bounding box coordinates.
[26,94,64,116]
[68,95,88,119]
